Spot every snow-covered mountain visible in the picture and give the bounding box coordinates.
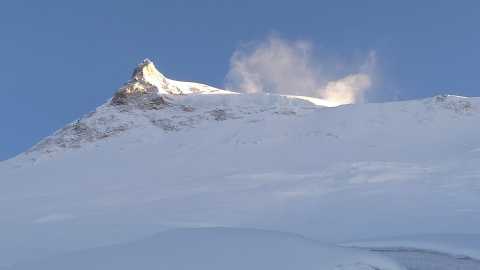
[1,59,480,269]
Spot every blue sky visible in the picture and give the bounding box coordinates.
[1,0,480,161]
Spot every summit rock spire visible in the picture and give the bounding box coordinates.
[131,58,162,79]
[111,59,179,109]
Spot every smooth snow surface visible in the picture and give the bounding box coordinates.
[1,60,480,269]
[1,228,404,270]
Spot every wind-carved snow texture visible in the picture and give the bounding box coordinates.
[343,234,480,270]
[373,248,480,270]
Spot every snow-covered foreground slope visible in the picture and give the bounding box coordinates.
[1,59,480,268]
[1,227,404,270]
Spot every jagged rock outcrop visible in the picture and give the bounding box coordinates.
[111,59,179,109]
[431,94,477,115]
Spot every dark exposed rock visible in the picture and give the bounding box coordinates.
[111,59,174,109]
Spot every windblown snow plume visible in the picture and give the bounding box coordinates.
[225,34,376,104]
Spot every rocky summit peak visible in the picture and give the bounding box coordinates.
[111,59,178,109]
[131,58,156,78]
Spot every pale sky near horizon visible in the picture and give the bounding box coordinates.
[1,0,480,161]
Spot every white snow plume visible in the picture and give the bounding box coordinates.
[225,34,376,104]
[320,73,372,104]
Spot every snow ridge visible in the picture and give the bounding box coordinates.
[23,59,330,161]
[19,60,480,161]
[111,58,238,109]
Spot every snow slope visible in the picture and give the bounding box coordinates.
[1,227,404,270]
[1,59,480,268]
